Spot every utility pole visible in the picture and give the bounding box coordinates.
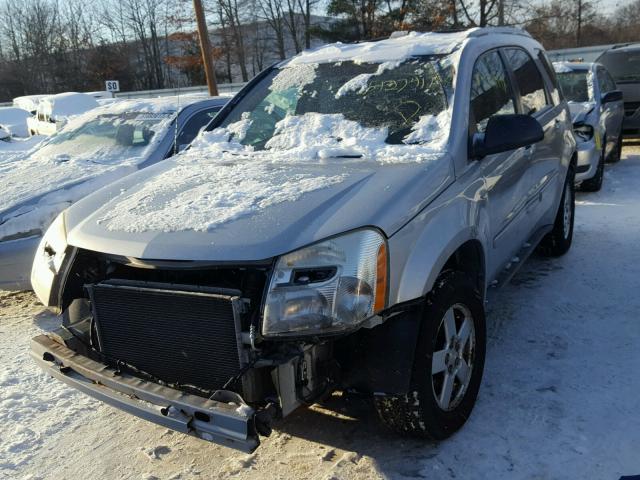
[577,0,583,47]
[498,0,505,26]
[193,0,219,96]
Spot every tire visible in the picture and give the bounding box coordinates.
[607,134,623,163]
[580,148,604,192]
[374,271,486,440]
[539,166,575,256]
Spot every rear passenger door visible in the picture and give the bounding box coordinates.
[468,49,532,278]
[597,66,624,154]
[502,47,564,231]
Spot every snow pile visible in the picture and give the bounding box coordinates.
[39,92,99,121]
[403,109,451,146]
[286,30,474,66]
[270,63,317,92]
[12,95,47,113]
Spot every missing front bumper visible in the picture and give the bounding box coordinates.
[30,334,261,452]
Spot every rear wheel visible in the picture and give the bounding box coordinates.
[374,271,486,440]
[540,167,575,256]
[580,148,604,192]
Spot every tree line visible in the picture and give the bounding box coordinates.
[0,0,639,102]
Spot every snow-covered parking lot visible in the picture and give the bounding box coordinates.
[2,145,640,480]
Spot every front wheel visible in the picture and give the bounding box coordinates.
[540,167,575,256]
[374,271,486,440]
[580,148,604,192]
[606,134,623,163]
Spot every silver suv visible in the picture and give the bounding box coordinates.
[30,28,576,452]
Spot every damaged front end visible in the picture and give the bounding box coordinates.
[31,229,395,451]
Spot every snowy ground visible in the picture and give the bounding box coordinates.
[1,145,640,480]
[0,136,45,164]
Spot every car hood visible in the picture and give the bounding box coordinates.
[568,102,596,124]
[65,154,453,262]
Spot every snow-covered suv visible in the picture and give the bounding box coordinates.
[31,27,576,452]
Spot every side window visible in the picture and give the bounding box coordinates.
[536,49,562,104]
[470,50,516,134]
[504,48,549,115]
[177,107,221,148]
[597,68,617,93]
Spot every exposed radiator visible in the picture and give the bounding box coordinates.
[87,280,245,393]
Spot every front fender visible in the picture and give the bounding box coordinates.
[388,176,490,305]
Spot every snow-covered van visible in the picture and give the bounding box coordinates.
[27,92,99,136]
[0,96,228,289]
[31,28,576,452]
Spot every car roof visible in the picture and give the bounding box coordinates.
[280,27,535,67]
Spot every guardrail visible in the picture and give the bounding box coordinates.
[0,101,12,107]
[114,83,245,99]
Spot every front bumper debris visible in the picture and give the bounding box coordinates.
[31,334,261,452]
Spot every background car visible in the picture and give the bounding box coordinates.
[0,95,228,290]
[0,106,31,138]
[26,92,99,136]
[554,61,624,191]
[596,44,640,137]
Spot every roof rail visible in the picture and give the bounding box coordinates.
[467,26,532,38]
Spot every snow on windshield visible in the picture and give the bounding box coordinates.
[98,53,458,233]
[0,100,182,240]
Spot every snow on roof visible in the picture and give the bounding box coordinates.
[40,92,99,120]
[285,29,477,66]
[12,94,48,112]
[553,61,590,72]
[0,107,30,125]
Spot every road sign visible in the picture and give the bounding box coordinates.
[105,80,120,92]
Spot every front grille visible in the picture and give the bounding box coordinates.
[87,280,245,393]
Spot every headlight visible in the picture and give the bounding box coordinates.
[573,123,594,142]
[263,229,388,337]
[31,212,68,307]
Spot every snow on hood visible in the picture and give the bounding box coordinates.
[98,110,449,234]
[0,98,191,240]
[285,30,475,66]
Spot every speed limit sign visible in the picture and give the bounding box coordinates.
[105,80,120,92]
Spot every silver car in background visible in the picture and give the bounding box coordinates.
[0,96,227,290]
[554,61,624,191]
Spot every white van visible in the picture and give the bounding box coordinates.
[27,92,99,136]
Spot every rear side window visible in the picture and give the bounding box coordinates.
[537,49,562,104]
[470,50,516,133]
[177,107,221,147]
[504,48,549,115]
[597,67,617,93]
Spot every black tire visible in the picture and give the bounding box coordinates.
[374,271,486,440]
[580,148,604,192]
[606,134,623,163]
[539,166,575,256]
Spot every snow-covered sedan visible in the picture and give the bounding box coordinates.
[0,95,228,289]
[554,61,624,191]
[0,106,31,138]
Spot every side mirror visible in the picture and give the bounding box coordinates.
[601,90,623,104]
[471,114,544,159]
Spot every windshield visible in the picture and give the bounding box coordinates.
[33,112,172,162]
[557,71,592,102]
[598,51,640,83]
[218,58,451,151]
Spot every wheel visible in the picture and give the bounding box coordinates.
[374,271,486,440]
[580,148,604,192]
[606,134,623,163]
[539,167,575,256]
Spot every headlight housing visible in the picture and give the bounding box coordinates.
[573,122,594,142]
[31,212,68,308]
[262,229,388,337]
